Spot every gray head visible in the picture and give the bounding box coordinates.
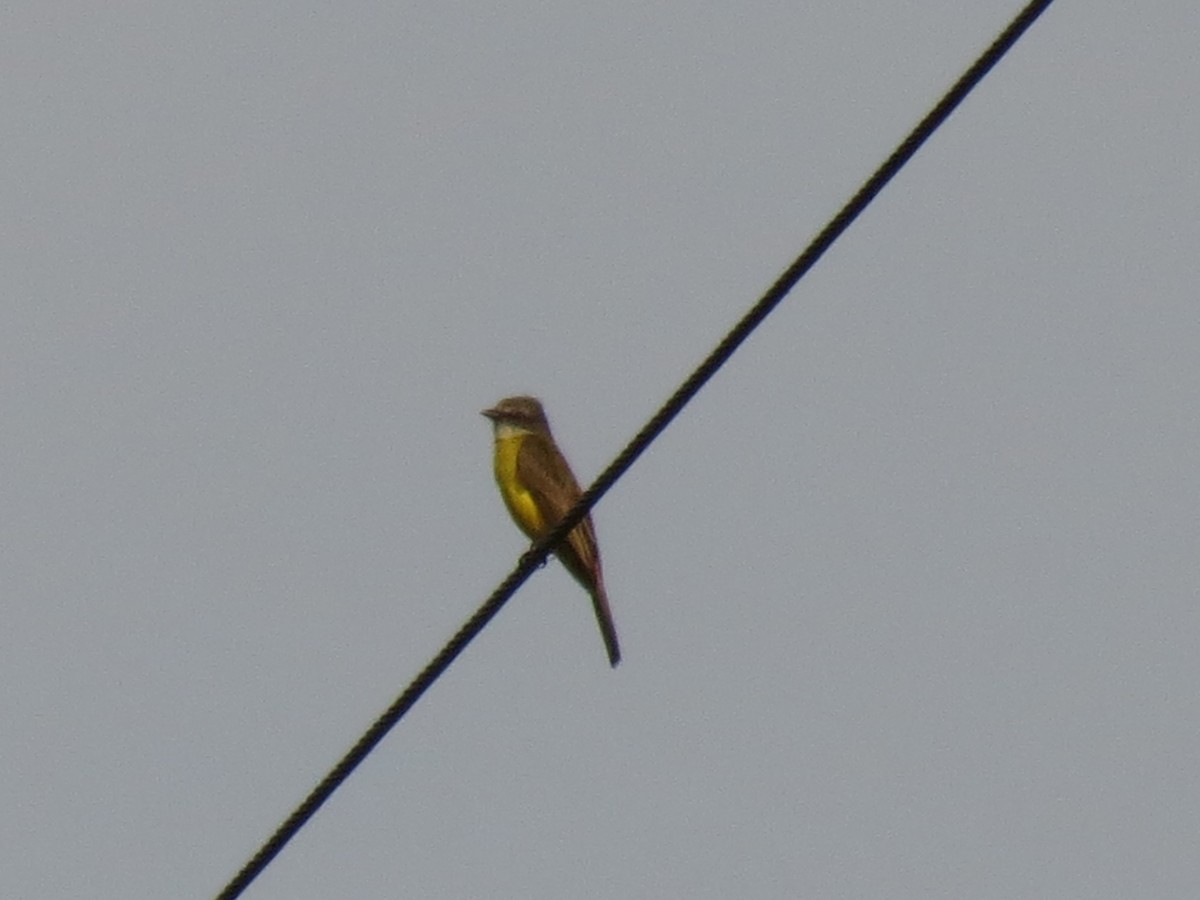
[481,395,550,432]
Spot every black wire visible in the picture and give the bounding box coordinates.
[215,2,1055,896]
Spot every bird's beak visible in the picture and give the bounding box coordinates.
[481,407,499,420]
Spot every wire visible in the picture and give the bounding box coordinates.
[215,1,1056,896]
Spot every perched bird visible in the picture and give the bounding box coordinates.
[482,396,620,667]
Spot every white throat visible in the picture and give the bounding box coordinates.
[493,420,534,440]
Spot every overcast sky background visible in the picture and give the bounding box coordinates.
[2,2,1198,898]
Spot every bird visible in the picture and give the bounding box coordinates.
[482,396,620,667]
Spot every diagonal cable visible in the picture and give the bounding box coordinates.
[215,1,1055,895]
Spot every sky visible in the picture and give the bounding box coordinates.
[2,2,1198,898]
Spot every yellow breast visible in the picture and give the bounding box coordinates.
[493,434,547,538]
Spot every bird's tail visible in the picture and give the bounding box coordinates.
[589,576,621,668]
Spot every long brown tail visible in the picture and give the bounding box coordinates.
[589,577,621,667]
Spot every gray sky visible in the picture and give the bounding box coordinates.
[3,3,1198,898]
